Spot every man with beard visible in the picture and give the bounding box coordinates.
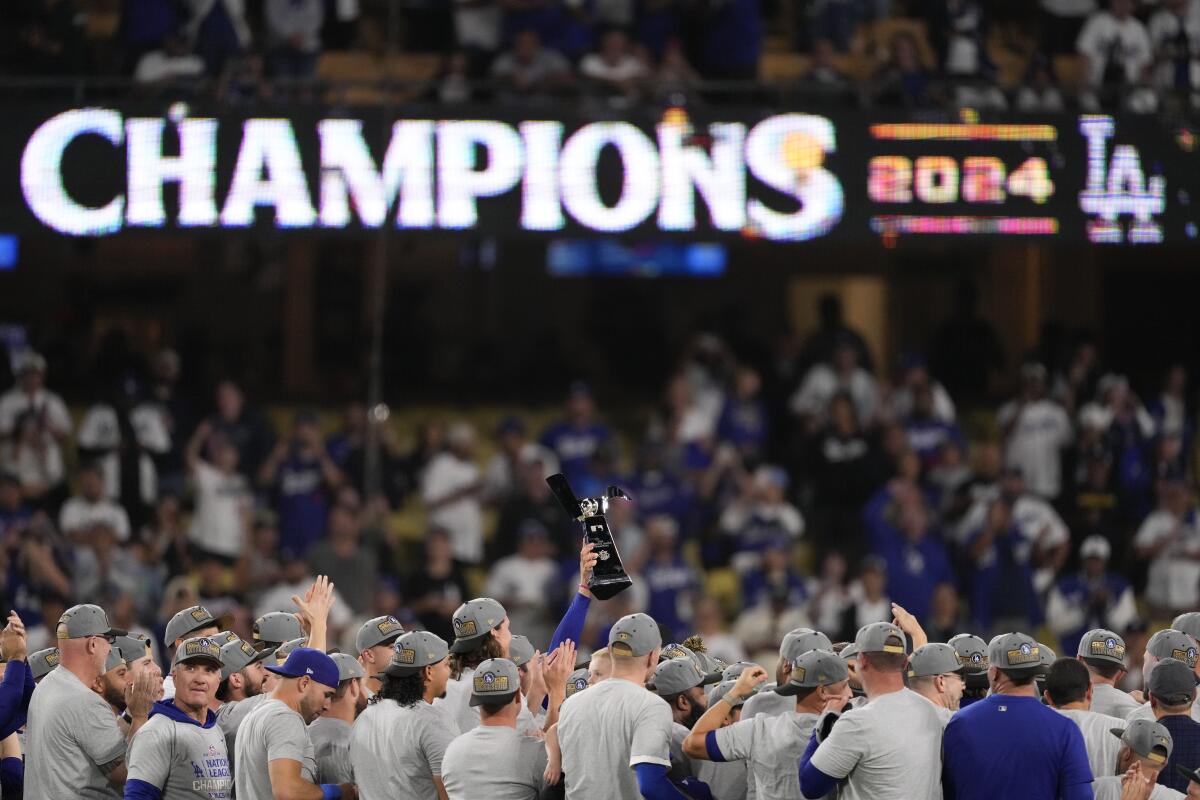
[648,657,711,790]
[125,636,232,798]
[215,636,271,762]
[350,630,455,799]
[93,645,133,716]
[309,653,366,785]
[233,648,355,800]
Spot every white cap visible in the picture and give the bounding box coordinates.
[1080,535,1111,561]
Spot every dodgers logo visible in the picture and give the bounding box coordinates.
[1106,638,1116,650]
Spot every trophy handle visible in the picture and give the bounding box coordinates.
[546,473,584,519]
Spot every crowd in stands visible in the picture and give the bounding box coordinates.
[2,0,1199,110]
[0,287,1191,686]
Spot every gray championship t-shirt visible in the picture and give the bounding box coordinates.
[809,688,944,800]
[713,709,819,800]
[740,686,791,720]
[1093,775,1184,800]
[233,699,316,800]
[1058,708,1124,779]
[351,698,456,800]
[433,670,481,734]
[442,724,548,800]
[557,677,674,800]
[217,693,267,772]
[696,758,748,800]
[24,665,126,799]
[308,715,354,784]
[127,709,233,798]
[1090,683,1143,721]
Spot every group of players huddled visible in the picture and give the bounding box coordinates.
[4,540,1200,799]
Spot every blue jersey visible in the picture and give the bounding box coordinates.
[274,454,329,556]
[539,421,612,487]
[943,695,1092,800]
[871,526,955,622]
[966,524,1042,630]
[1050,572,1133,656]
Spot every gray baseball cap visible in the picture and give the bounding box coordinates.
[469,658,520,706]
[273,638,308,666]
[648,657,706,697]
[777,649,849,695]
[708,679,747,708]
[661,642,695,662]
[1038,643,1057,673]
[103,647,124,673]
[330,652,366,682]
[1149,629,1199,668]
[172,636,224,669]
[450,598,508,654]
[1148,657,1197,706]
[356,615,405,654]
[220,637,271,681]
[1110,719,1173,764]
[908,644,965,679]
[208,631,239,649]
[114,633,153,665]
[29,647,59,681]
[565,667,590,698]
[165,605,217,646]
[781,629,834,662]
[253,612,303,649]
[855,622,907,655]
[1078,629,1127,666]
[509,635,535,668]
[840,643,859,661]
[1172,613,1200,642]
[948,634,989,674]
[608,613,662,658]
[387,631,449,677]
[660,643,721,685]
[57,604,125,641]
[722,662,756,682]
[989,633,1043,671]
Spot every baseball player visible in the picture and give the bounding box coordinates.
[28,647,59,683]
[686,680,751,800]
[441,598,513,734]
[350,630,456,800]
[162,605,220,698]
[799,622,945,800]
[588,648,611,683]
[1043,656,1126,778]
[309,653,366,785]
[214,636,271,766]
[124,636,231,799]
[1171,613,1200,666]
[1128,630,1200,724]
[948,633,990,709]
[234,647,354,800]
[1079,628,1142,720]
[1092,720,1181,799]
[907,643,966,723]
[25,604,156,798]
[741,629,833,721]
[354,615,404,695]
[687,650,851,800]
[557,612,679,800]
[115,633,164,688]
[441,657,548,800]
[95,645,133,716]
[942,632,1092,800]
[646,657,711,793]
[251,611,303,654]
[1142,657,1200,793]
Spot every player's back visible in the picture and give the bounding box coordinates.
[558,677,674,800]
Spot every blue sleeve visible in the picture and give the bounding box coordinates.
[634,763,686,799]
[0,661,27,730]
[798,730,838,799]
[124,777,163,800]
[548,592,591,653]
[1057,722,1094,797]
[0,755,22,797]
[704,731,725,762]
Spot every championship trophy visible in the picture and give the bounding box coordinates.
[547,474,633,600]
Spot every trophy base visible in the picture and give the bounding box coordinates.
[588,574,633,601]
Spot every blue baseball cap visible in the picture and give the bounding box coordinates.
[265,647,339,689]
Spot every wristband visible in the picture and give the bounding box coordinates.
[578,584,589,593]
[321,784,342,800]
[720,693,741,706]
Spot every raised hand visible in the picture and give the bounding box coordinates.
[292,575,336,651]
[0,612,27,662]
[127,669,159,721]
[731,664,768,699]
[578,542,598,596]
[544,640,578,691]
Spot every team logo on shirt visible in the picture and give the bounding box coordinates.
[1006,643,1040,666]
[454,619,478,637]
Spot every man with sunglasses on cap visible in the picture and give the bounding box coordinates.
[25,604,156,797]
[942,632,1092,800]
[125,636,231,799]
[234,646,355,800]
[1092,720,1181,799]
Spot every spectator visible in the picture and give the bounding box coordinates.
[1134,479,1200,617]
[495,457,572,561]
[145,349,190,496]
[902,383,966,469]
[807,38,854,98]
[965,499,1042,635]
[1149,0,1200,102]
[807,393,878,561]
[1077,0,1154,111]
[836,556,892,642]
[437,50,475,103]
[421,422,484,565]
[205,380,275,480]
[739,537,806,610]
[454,0,502,73]
[0,353,71,463]
[794,293,875,378]
[717,465,804,574]
[651,38,700,100]
[1149,364,1193,447]
[580,28,648,104]
[624,444,693,535]
[185,424,251,562]
[265,0,324,79]
[59,462,131,545]
[1,411,65,511]
[735,581,813,664]
[482,416,557,505]
[888,357,957,424]
[1015,55,1067,111]
[490,29,574,102]
[807,551,854,634]
[940,0,1008,109]
[133,32,206,85]
[998,362,1072,501]
[1064,449,1123,548]
[698,0,762,79]
[184,0,252,75]
[258,412,343,558]
[715,366,768,462]
[1046,536,1139,657]
[540,383,613,490]
[628,515,698,637]
[254,553,352,636]
[304,503,379,616]
[867,500,954,623]
[790,339,880,431]
[118,0,183,73]
[404,528,469,642]
[691,597,746,665]
[871,31,937,107]
[484,520,560,644]
[924,583,968,643]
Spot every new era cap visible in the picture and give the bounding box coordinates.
[469,658,520,706]
[207,631,239,648]
[855,622,907,655]
[989,633,1043,671]
[608,613,662,658]
[565,668,590,698]
[1111,719,1173,764]
[722,662,757,682]
[173,636,223,669]
[266,647,340,689]
[781,629,834,662]
[908,644,965,679]
[274,638,307,666]
[1038,643,1057,674]
[450,598,507,654]
[330,652,366,682]
[948,634,989,674]
[113,633,153,666]
[648,657,706,697]
[1078,629,1127,666]
[777,649,849,695]
[1148,629,1199,668]
[1148,657,1197,706]
[28,647,59,681]
[253,612,303,649]
[103,647,124,673]
[1172,613,1200,643]
[387,631,449,677]
[356,615,405,654]
[57,604,124,641]
[509,635,535,668]
[708,679,746,708]
[220,637,270,681]
[165,605,217,646]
